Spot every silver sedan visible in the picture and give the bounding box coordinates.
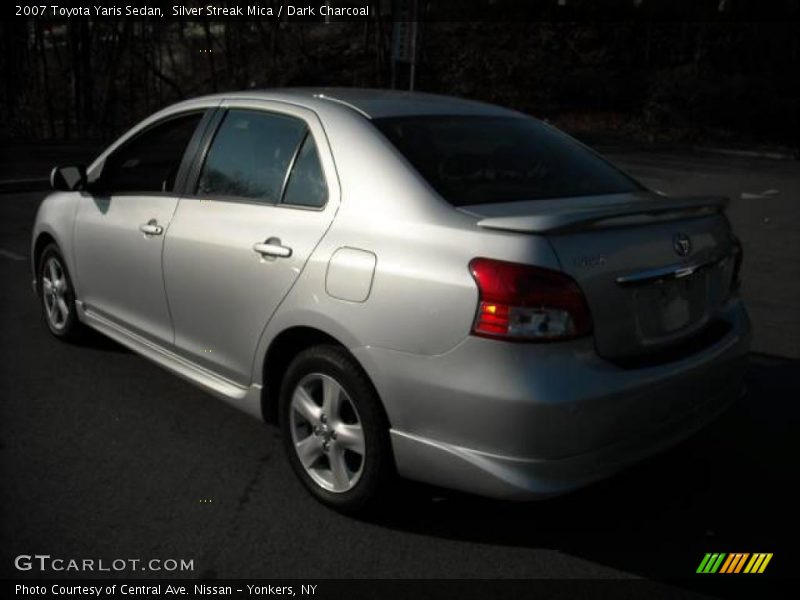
[32,89,751,512]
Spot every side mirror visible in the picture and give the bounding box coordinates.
[50,165,87,192]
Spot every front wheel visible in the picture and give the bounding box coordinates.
[279,345,394,513]
[38,243,85,340]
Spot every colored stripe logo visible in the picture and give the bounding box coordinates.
[697,553,773,574]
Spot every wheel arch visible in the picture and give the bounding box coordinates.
[260,326,388,427]
[31,191,82,296]
[32,231,59,293]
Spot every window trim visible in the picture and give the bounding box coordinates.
[278,130,308,205]
[278,131,330,210]
[89,109,211,197]
[184,107,330,212]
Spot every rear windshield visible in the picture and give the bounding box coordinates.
[373,115,641,206]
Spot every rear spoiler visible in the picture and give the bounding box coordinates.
[475,196,730,234]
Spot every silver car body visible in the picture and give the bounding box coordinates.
[31,89,751,499]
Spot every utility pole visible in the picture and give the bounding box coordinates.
[390,0,418,90]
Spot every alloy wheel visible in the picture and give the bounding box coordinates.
[42,256,70,331]
[289,372,366,493]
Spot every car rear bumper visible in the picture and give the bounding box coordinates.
[389,378,742,500]
[352,297,751,500]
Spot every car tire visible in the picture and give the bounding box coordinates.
[38,243,85,341]
[279,345,394,513]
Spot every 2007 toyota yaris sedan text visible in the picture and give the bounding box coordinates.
[32,89,751,512]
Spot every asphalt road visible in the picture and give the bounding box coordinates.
[1,149,798,591]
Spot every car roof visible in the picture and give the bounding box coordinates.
[193,87,523,119]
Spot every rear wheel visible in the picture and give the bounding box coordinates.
[279,345,394,513]
[38,244,85,340]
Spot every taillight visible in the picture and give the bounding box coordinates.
[469,257,593,341]
[731,237,743,291]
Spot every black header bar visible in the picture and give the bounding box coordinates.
[7,1,800,23]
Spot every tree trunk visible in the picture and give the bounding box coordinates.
[36,22,56,138]
[203,21,218,92]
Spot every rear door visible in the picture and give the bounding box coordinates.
[163,101,339,384]
[74,110,207,345]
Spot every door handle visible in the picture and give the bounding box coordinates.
[253,237,292,258]
[139,219,164,236]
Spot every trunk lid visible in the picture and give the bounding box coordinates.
[462,192,738,360]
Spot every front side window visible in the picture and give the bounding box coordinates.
[197,109,307,203]
[282,134,328,208]
[99,112,203,193]
[374,115,641,206]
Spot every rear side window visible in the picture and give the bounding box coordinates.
[197,109,307,203]
[100,112,203,193]
[282,134,328,208]
[374,116,641,206]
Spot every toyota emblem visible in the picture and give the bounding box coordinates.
[673,232,692,257]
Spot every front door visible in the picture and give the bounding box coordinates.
[74,111,205,345]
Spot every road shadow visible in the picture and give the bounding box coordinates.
[363,353,799,589]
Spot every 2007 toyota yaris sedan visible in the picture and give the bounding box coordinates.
[32,88,750,512]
